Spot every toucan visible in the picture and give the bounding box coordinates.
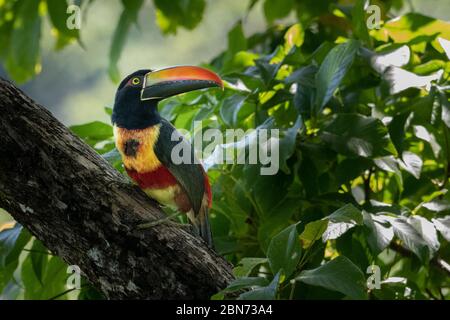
[112,66,223,248]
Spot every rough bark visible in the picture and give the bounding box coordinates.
[0,78,234,299]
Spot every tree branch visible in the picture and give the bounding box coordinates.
[389,242,450,277]
[0,78,234,299]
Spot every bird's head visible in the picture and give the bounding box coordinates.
[112,66,223,129]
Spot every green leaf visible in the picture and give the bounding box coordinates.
[154,0,206,35]
[5,0,42,83]
[412,60,446,75]
[413,125,441,158]
[254,47,284,87]
[372,13,450,53]
[399,151,422,179]
[440,92,450,128]
[233,257,268,277]
[351,0,371,46]
[255,59,281,87]
[101,147,123,170]
[278,116,302,174]
[299,219,328,248]
[328,204,363,224]
[78,283,104,300]
[29,238,49,285]
[46,0,80,50]
[384,217,432,262]
[388,111,411,154]
[108,0,144,82]
[228,22,247,55]
[432,216,450,242]
[257,198,300,251]
[267,223,301,279]
[335,231,370,271]
[374,156,403,191]
[284,23,304,52]
[322,204,363,241]
[238,271,281,300]
[22,255,69,299]
[0,224,25,267]
[372,277,411,300]
[315,40,360,112]
[407,216,440,254]
[0,224,32,291]
[263,0,293,23]
[70,121,113,145]
[219,95,247,127]
[224,277,269,292]
[363,212,394,254]
[321,114,397,158]
[295,256,368,299]
[104,106,113,116]
[336,157,372,186]
[422,199,450,213]
[438,37,450,59]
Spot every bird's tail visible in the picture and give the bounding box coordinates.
[188,204,213,249]
[198,205,213,248]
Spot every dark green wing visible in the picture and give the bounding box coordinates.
[154,118,205,214]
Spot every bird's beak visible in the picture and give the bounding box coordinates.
[141,66,223,101]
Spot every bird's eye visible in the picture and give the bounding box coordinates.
[131,77,141,85]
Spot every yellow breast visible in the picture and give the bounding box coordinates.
[144,185,179,209]
[113,124,162,172]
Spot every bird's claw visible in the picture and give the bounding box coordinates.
[136,212,189,229]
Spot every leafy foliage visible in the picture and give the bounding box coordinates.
[1,0,450,300]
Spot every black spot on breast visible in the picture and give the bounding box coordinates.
[124,139,140,157]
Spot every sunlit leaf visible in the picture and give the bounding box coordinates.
[372,14,450,53]
[363,212,394,254]
[384,67,443,94]
[370,45,410,74]
[438,37,450,60]
[322,204,363,241]
[284,23,304,52]
[383,216,432,262]
[399,151,422,179]
[432,216,450,242]
[407,216,439,254]
[299,219,328,248]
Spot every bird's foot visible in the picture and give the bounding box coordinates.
[137,212,189,229]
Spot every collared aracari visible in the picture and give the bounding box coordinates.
[112,66,223,248]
